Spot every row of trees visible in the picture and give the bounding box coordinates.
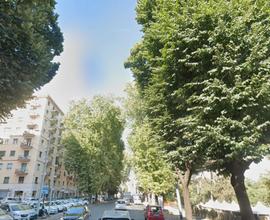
[62,96,125,197]
[125,0,270,219]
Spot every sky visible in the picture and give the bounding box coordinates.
[35,0,270,181]
[36,0,141,112]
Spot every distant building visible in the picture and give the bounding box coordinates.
[0,96,76,199]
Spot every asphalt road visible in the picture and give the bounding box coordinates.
[43,202,181,220]
[90,202,145,220]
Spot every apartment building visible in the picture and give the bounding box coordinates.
[0,96,77,199]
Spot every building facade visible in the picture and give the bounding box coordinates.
[0,96,76,199]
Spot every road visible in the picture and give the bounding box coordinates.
[43,202,181,220]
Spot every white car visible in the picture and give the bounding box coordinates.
[3,203,32,220]
[20,204,37,220]
[133,196,142,205]
[51,201,65,212]
[43,202,58,214]
[115,200,127,210]
[0,208,12,220]
[101,210,132,220]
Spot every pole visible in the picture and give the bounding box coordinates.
[176,184,184,219]
[36,139,49,216]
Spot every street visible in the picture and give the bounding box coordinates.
[43,202,181,220]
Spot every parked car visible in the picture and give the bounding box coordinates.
[0,208,12,220]
[20,204,38,220]
[43,202,58,215]
[61,206,90,220]
[133,195,142,205]
[100,210,133,220]
[115,199,127,210]
[1,197,21,204]
[144,205,164,220]
[1,203,33,220]
[51,201,65,212]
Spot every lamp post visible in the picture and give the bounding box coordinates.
[176,183,184,219]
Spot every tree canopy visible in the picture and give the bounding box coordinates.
[126,0,270,219]
[62,96,125,195]
[125,84,175,197]
[0,0,63,119]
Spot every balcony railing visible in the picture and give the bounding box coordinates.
[30,114,39,119]
[15,168,28,176]
[27,123,37,130]
[23,131,35,138]
[18,156,30,162]
[20,143,33,150]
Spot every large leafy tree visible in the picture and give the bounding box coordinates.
[63,96,125,196]
[126,0,270,219]
[0,1,63,119]
[125,84,175,199]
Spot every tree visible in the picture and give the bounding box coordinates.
[0,1,63,120]
[62,96,125,196]
[125,84,175,201]
[126,1,270,219]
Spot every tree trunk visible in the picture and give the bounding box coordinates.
[230,162,255,220]
[177,167,193,220]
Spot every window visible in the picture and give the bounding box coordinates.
[24,150,29,157]
[18,177,24,184]
[3,177,9,184]
[6,163,12,170]
[21,163,27,172]
[0,163,3,170]
[37,164,40,171]
[34,177,38,184]
[41,139,44,144]
[39,152,42,158]
[10,151,15,157]
[26,138,31,146]
[4,139,8,144]
[13,138,18,145]
[0,151,6,157]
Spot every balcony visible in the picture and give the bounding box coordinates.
[15,169,28,176]
[23,131,35,138]
[30,113,39,119]
[18,156,30,162]
[30,104,41,110]
[20,143,33,150]
[27,123,37,130]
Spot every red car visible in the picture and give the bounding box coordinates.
[144,205,165,220]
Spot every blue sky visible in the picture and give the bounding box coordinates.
[38,0,141,111]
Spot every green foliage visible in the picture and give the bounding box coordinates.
[126,0,270,217]
[246,174,270,206]
[63,96,125,195]
[129,122,175,195]
[0,1,63,119]
[190,176,236,205]
[125,84,175,196]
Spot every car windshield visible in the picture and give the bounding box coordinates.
[117,201,125,204]
[150,206,161,213]
[20,204,32,210]
[0,209,6,215]
[10,205,23,211]
[66,207,84,214]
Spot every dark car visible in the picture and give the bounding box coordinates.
[62,206,90,220]
[144,205,164,220]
